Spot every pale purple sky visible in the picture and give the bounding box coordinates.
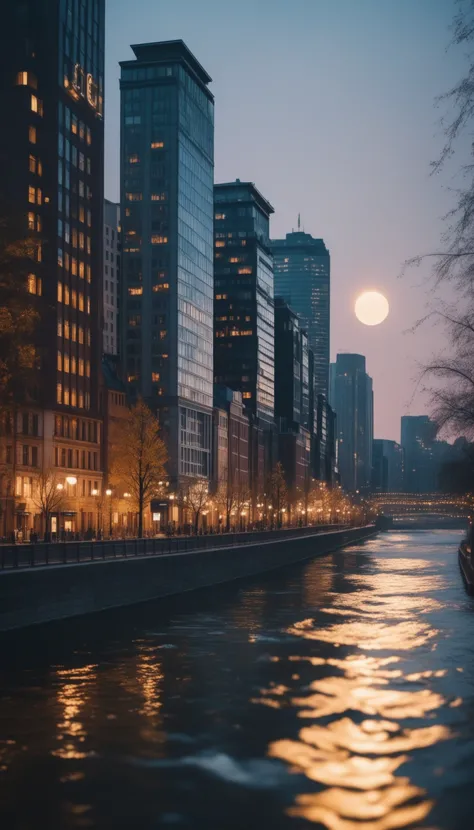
[104,0,468,442]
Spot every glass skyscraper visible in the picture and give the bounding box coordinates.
[330,354,374,492]
[214,180,275,426]
[271,231,330,399]
[120,41,214,483]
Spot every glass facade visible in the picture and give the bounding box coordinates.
[120,42,214,481]
[214,182,275,425]
[271,232,330,399]
[329,354,373,492]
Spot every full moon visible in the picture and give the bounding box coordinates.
[355,291,389,326]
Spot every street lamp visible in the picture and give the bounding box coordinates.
[106,489,112,537]
[91,489,100,536]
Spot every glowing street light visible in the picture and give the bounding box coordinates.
[66,476,77,485]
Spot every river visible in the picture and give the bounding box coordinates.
[1,529,474,829]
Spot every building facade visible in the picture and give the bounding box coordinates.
[272,229,330,399]
[120,40,215,486]
[372,439,404,493]
[103,199,120,355]
[330,354,373,492]
[401,415,438,493]
[0,0,105,537]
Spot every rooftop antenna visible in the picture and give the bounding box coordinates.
[297,213,301,231]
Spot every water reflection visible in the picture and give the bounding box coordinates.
[53,664,96,760]
[263,546,459,828]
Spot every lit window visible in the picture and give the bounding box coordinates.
[71,289,77,308]
[29,126,36,144]
[36,243,42,262]
[64,285,70,305]
[243,392,252,399]
[125,192,142,201]
[151,235,168,244]
[36,188,42,205]
[79,206,85,223]
[79,326,84,344]
[151,193,166,201]
[215,294,228,300]
[57,351,62,371]
[64,321,70,339]
[57,383,62,403]
[71,356,76,374]
[57,282,63,302]
[28,186,35,204]
[28,212,35,230]
[27,273,41,295]
[79,359,84,376]
[86,127,91,145]
[64,354,70,373]
[87,297,90,314]
[64,386,70,406]
[150,141,164,149]
[30,95,43,115]
[16,71,28,86]
[79,262,85,279]
[79,293,84,311]
[152,372,160,382]
[160,330,167,340]
[128,287,143,295]
[229,257,239,263]
[215,213,225,220]
[29,154,36,173]
[238,267,252,274]
[79,232,84,249]
[71,258,77,276]
[86,361,90,378]
[152,283,169,292]
[128,154,140,164]
[71,388,77,407]
[215,240,225,248]
[86,265,91,283]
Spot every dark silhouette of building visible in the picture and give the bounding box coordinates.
[274,298,311,498]
[120,41,215,486]
[401,415,438,492]
[212,386,249,496]
[330,354,373,492]
[103,200,120,356]
[214,180,276,500]
[214,180,275,425]
[272,227,330,398]
[372,439,404,492]
[0,0,105,536]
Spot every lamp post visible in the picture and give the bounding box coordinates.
[92,488,99,537]
[65,476,77,535]
[106,488,112,537]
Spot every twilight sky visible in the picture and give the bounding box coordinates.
[104,0,468,442]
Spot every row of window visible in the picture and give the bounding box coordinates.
[57,318,91,344]
[54,446,99,471]
[56,384,91,409]
[57,352,90,376]
[57,220,92,252]
[55,415,99,443]
[27,274,42,296]
[58,249,92,282]
[57,282,90,313]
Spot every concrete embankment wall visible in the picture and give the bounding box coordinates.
[0,526,376,631]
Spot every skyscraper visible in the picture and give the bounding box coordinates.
[0,0,105,536]
[103,200,120,356]
[271,229,330,398]
[214,180,275,426]
[401,415,438,493]
[330,354,374,492]
[120,41,214,484]
[372,439,404,492]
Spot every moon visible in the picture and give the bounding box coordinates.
[355,291,389,326]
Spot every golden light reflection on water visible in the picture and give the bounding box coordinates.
[262,555,457,828]
[52,664,97,760]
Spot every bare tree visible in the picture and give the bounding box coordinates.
[32,470,65,541]
[215,470,238,532]
[109,399,167,537]
[178,478,209,534]
[403,1,474,436]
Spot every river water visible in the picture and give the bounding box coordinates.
[1,529,474,829]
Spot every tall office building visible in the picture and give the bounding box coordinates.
[372,439,404,493]
[0,0,105,536]
[401,415,438,493]
[330,354,374,492]
[120,41,214,484]
[272,228,330,398]
[214,180,275,425]
[103,200,120,356]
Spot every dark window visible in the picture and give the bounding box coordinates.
[31,446,38,467]
[22,445,29,465]
[22,413,29,434]
[67,449,73,467]
[32,414,39,436]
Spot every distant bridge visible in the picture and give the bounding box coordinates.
[369,492,471,518]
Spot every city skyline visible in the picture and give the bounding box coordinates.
[104,0,469,442]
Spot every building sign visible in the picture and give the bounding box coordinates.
[66,63,102,115]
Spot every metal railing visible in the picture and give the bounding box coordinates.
[0,524,348,570]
